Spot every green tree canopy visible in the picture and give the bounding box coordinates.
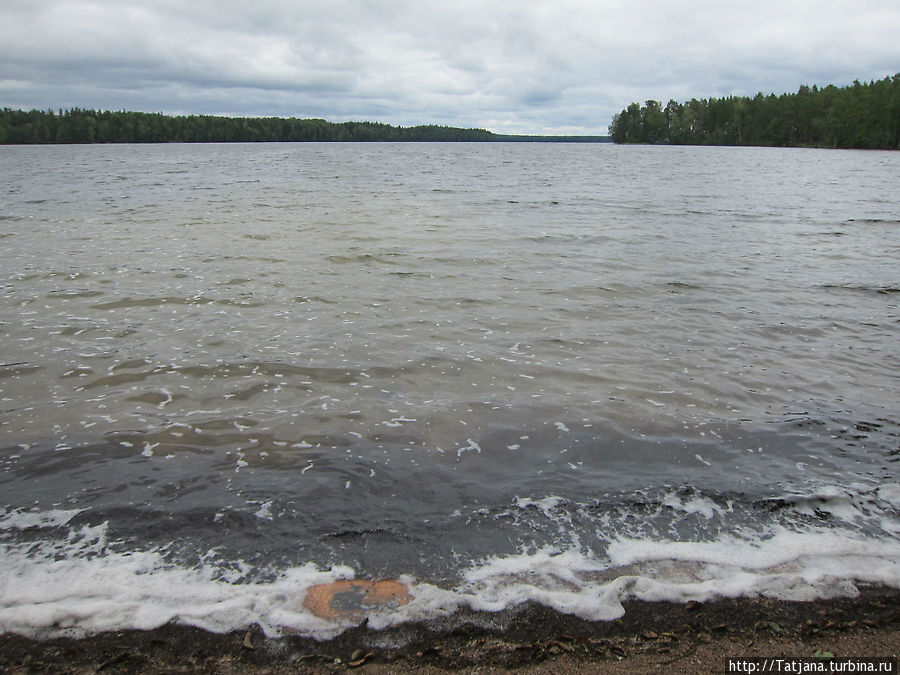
[608,74,899,149]
[0,109,611,145]
[0,110,504,144]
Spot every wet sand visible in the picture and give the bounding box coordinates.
[2,586,897,673]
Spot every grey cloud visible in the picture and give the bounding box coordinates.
[1,0,898,134]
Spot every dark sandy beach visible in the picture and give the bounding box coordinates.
[2,586,897,673]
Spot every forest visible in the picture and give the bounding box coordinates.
[0,110,504,144]
[608,74,899,149]
[0,109,610,144]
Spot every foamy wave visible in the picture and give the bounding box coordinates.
[0,507,86,530]
[443,526,900,622]
[0,537,359,639]
[3,526,899,640]
[2,491,899,640]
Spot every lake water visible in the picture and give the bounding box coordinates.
[1,142,898,638]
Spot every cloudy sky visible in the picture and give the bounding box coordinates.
[2,0,898,135]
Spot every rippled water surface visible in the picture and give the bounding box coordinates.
[1,143,898,637]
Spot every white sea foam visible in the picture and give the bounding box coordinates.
[2,500,899,640]
[456,438,481,458]
[446,527,900,622]
[877,483,900,506]
[254,501,274,520]
[513,495,566,517]
[0,525,359,640]
[0,508,85,530]
[660,492,731,519]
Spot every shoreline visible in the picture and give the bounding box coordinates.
[2,586,897,673]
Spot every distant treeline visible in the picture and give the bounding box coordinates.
[609,74,899,149]
[497,135,610,143]
[0,108,610,144]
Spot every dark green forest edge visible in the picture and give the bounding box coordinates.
[609,74,899,149]
[0,109,608,144]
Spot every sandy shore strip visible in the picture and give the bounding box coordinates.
[2,586,897,673]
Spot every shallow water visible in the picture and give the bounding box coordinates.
[1,142,898,637]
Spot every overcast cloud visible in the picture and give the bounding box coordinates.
[2,0,898,134]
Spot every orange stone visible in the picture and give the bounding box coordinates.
[303,579,412,620]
